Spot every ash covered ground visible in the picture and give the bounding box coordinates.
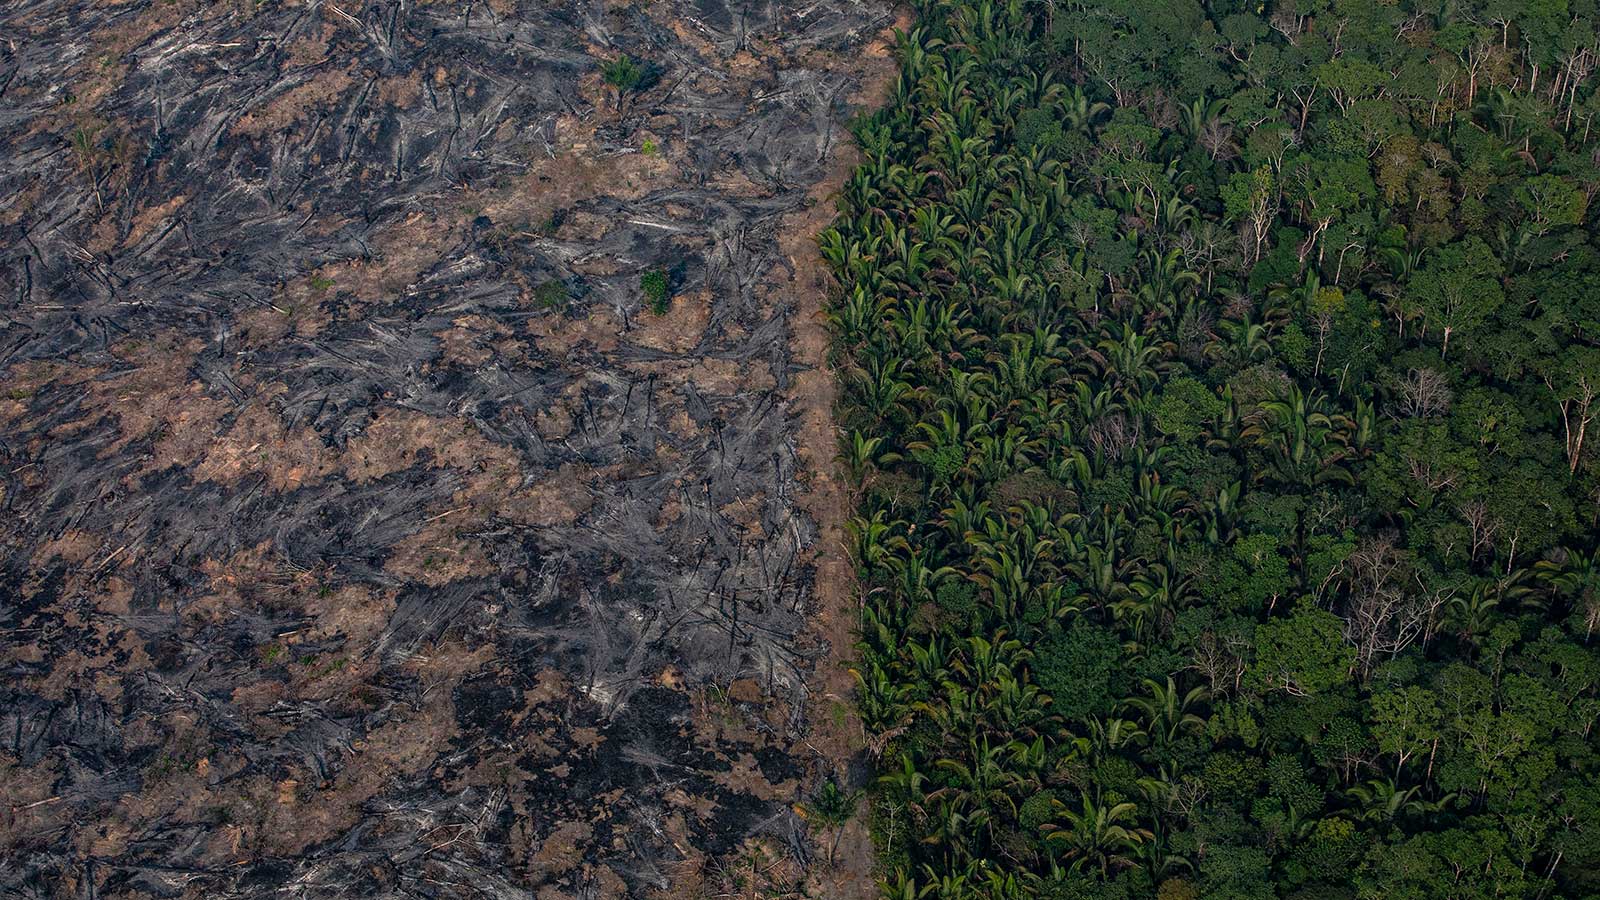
[0,1,893,896]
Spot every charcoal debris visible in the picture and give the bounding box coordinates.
[0,0,891,895]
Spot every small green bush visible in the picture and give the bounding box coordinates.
[602,55,659,112]
[534,279,570,309]
[933,580,979,621]
[602,55,646,94]
[641,270,670,314]
[1017,790,1058,832]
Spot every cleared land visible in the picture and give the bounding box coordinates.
[0,1,894,896]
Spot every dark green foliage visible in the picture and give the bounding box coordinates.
[534,279,570,309]
[601,54,657,113]
[934,579,980,619]
[1151,378,1223,442]
[1249,603,1355,697]
[1014,107,1067,155]
[828,1,1600,896]
[801,779,862,866]
[602,55,644,93]
[640,269,670,315]
[1018,789,1058,832]
[1035,622,1123,721]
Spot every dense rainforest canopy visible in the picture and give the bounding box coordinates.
[822,0,1600,897]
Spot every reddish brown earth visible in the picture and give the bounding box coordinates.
[0,1,896,896]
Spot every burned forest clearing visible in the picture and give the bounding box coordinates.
[0,0,897,896]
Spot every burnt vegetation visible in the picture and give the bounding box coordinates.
[0,0,895,897]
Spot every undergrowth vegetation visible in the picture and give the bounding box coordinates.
[824,1,1600,897]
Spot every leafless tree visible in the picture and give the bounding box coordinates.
[1198,119,1238,162]
[1394,367,1453,418]
[1086,412,1140,462]
[1177,306,1216,364]
[1333,537,1444,679]
[1546,365,1600,475]
[1405,452,1459,493]
[1459,499,1499,562]
[1189,627,1250,697]
[1167,775,1211,824]
[1143,90,1181,132]
[1269,0,1307,45]
[1580,593,1600,643]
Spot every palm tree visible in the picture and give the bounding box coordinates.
[1136,819,1194,881]
[1061,85,1112,134]
[1044,797,1153,874]
[799,779,863,865]
[1213,310,1274,364]
[841,429,902,486]
[1123,676,1209,749]
[830,284,897,349]
[847,510,912,571]
[1085,716,1148,758]
[601,54,648,113]
[932,738,1023,846]
[853,356,920,427]
[851,656,908,733]
[1344,777,1456,825]
[879,752,931,822]
[1120,563,1196,641]
[1241,385,1356,487]
[1535,548,1600,640]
